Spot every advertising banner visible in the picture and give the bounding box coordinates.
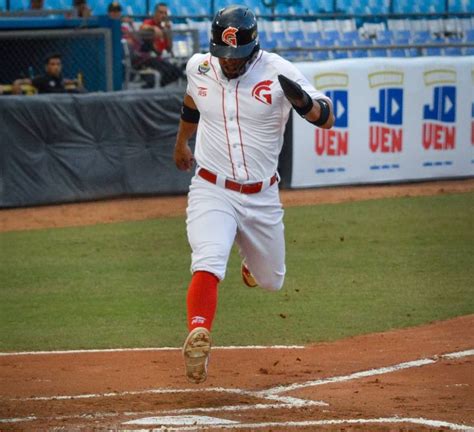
[292,57,474,188]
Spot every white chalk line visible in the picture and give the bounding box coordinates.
[0,345,304,357]
[263,348,474,395]
[121,417,474,431]
[2,348,473,427]
[10,348,472,403]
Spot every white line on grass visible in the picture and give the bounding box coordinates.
[0,345,304,356]
[122,417,474,431]
[262,348,474,395]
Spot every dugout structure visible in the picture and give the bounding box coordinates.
[0,16,122,92]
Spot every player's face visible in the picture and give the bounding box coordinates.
[218,57,248,79]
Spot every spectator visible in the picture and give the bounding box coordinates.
[136,3,183,87]
[30,0,44,10]
[107,1,122,19]
[73,0,92,18]
[32,53,84,94]
[140,3,173,55]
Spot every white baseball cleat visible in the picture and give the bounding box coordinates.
[183,327,212,384]
[241,260,258,288]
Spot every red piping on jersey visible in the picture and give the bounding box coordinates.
[210,56,236,179]
[235,81,249,180]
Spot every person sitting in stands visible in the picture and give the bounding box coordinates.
[137,3,183,87]
[30,0,44,9]
[73,0,92,18]
[32,53,85,94]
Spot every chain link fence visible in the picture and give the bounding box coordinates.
[0,28,113,93]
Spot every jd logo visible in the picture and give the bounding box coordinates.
[370,88,403,125]
[222,26,238,48]
[423,86,456,123]
[252,80,273,105]
[327,90,348,128]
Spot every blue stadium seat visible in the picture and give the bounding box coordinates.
[464,47,474,55]
[352,49,369,58]
[370,48,388,57]
[411,30,432,44]
[298,40,316,49]
[465,29,474,41]
[424,47,442,55]
[443,47,463,56]
[390,48,408,57]
[288,30,305,43]
[10,0,29,9]
[123,0,147,15]
[393,30,411,41]
[306,31,323,42]
[340,31,359,42]
[333,50,349,59]
[323,30,340,40]
[355,37,373,47]
[260,39,277,50]
[311,51,331,61]
[44,0,68,9]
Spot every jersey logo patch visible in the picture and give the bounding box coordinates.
[198,60,210,74]
[222,26,238,48]
[198,86,207,96]
[252,80,273,105]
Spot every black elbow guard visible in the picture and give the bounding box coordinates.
[310,99,331,127]
[181,103,200,123]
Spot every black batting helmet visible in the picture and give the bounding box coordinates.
[210,5,259,59]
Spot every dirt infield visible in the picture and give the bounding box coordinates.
[1,179,473,430]
[0,316,473,430]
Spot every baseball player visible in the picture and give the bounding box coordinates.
[174,5,334,384]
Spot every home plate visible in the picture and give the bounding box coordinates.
[123,415,239,426]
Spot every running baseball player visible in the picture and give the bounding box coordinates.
[174,5,334,384]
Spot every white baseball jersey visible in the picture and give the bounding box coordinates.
[186,50,329,182]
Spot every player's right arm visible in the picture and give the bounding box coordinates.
[174,94,199,171]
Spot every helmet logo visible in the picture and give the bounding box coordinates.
[222,26,238,48]
[252,80,273,105]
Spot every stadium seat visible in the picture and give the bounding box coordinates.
[323,29,340,41]
[464,47,474,55]
[443,47,463,55]
[352,49,369,58]
[288,30,306,43]
[261,39,277,50]
[390,48,408,57]
[393,30,411,41]
[306,31,324,43]
[370,48,388,57]
[340,31,359,42]
[424,47,442,55]
[465,29,474,41]
[311,51,331,61]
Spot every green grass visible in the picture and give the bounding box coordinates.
[0,193,473,351]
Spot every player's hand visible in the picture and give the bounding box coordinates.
[174,144,195,171]
[277,74,312,109]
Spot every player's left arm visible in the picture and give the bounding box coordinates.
[278,74,334,129]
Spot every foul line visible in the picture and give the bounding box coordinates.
[124,417,474,431]
[0,345,304,357]
[262,349,474,395]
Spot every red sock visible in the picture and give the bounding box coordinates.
[187,271,219,331]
